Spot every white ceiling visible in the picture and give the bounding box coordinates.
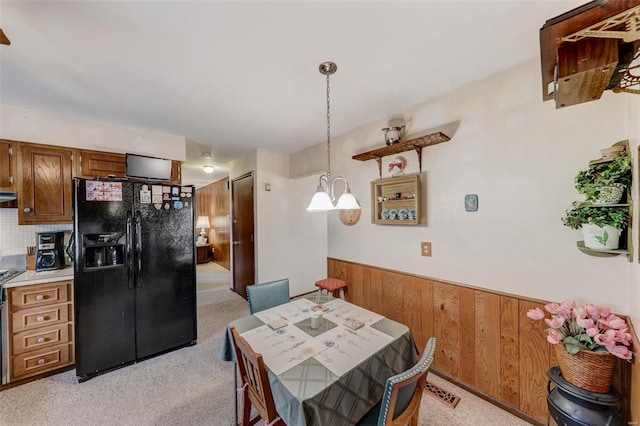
[0,0,585,186]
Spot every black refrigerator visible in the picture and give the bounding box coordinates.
[73,178,197,382]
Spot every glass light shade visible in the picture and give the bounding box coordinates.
[202,165,214,174]
[195,216,211,229]
[335,192,361,210]
[306,191,334,212]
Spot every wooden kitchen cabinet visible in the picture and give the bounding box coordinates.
[76,149,126,179]
[169,160,182,185]
[77,151,180,183]
[17,144,74,224]
[6,280,74,382]
[0,139,17,190]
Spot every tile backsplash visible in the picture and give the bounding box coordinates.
[0,209,72,255]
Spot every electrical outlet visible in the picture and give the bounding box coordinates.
[265,182,271,191]
[421,242,432,257]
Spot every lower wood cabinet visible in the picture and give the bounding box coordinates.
[6,280,74,382]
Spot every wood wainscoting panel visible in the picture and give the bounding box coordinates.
[195,177,230,269]
[326,257,585,423]
[420,280,435,357]
[459,288,476,386]
[433,282,460,377]
[381,271,404,324]
[369,268,383,316]
[518,301,551,422]
[403,276,423,352]
[475,291,500,399]
[346,262,365,308]
[499,296,520,407]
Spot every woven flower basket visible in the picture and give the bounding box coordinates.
[554,345,616,393]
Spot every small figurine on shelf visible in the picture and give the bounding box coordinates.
[388,156,406,177]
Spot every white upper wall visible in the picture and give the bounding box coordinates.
[0,104,186,160]
[228,149,327,296]
[255,149,327,297]
[293,58,635,314]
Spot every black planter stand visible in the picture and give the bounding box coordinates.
[547,367,621,426]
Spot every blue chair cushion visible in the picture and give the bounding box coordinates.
[246,278,290,314]
[356,401,381,426]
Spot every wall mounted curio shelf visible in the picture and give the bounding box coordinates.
[352,132,450,178]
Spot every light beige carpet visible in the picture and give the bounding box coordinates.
[0,284,529,426]
[197,261,231,293]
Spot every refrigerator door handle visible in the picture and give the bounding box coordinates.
[135,210,143,289]
[126,211,133,290]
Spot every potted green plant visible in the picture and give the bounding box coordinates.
[562,203,629,249]
[574,155,631,204]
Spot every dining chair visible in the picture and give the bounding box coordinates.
[357,337,437,426]
[246,278,290,314]
[230,326,285,426]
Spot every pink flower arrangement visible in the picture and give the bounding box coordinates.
[527,299,633,360]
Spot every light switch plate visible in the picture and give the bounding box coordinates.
[421,242,432,257]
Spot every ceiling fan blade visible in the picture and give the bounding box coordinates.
[0,28,11,45]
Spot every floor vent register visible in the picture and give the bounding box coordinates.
[425,381,461,409]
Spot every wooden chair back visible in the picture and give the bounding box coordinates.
[380,337,437,426]
[229,326,283,426]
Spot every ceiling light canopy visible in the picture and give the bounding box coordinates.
[306,62,360,212]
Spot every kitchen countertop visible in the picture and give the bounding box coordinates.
[3,266,74,288]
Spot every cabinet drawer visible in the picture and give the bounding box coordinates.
[12,323,71,355]
[11,343,72,381]
[9,281,70,310]
[11,303,70,333]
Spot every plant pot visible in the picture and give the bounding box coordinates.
[580,223,621,249]
[593,183,624,204]
[554,345,616,393]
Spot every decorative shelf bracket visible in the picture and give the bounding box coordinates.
[353,131,450,178]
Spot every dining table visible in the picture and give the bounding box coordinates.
[219,296,418,426]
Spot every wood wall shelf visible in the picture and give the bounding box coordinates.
[352,132,450,178]
[539,0,640,109]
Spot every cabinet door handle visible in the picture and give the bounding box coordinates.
[36,316,45,322]
[37,337,45,343]
[37,359,45,365]
[36,295,44,301]
[23,207,31,213]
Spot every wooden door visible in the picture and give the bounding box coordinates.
[76,150,126,178]
[18,144,73,224]
[231,173,255,299]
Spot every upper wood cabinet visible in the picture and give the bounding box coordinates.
[77,151,182,183]
[18,144,74,224]
[169,161,182,185]
[76,150,126,179]
[9,140,182,225]
[0,139,17,190]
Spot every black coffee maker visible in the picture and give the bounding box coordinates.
[35,231,66,271]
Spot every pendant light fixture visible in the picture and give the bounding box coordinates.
[306,61,360,212]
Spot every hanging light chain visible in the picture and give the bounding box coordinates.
[326,69,331,181]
